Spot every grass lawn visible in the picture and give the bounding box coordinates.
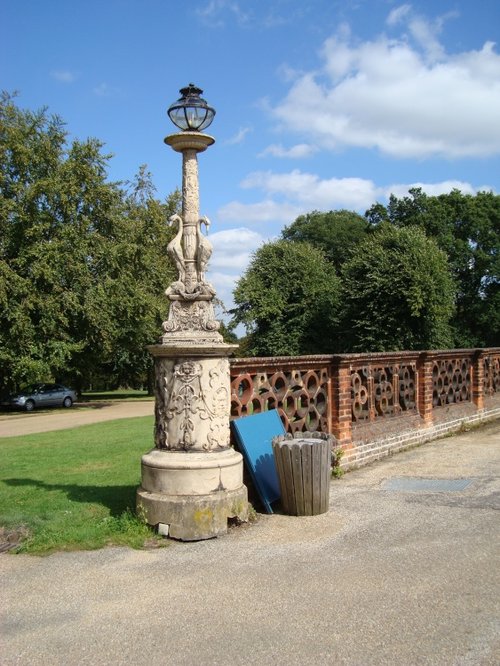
[80,389,153,402]
[0,416,165,554]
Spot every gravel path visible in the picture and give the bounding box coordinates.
[1,419,499,665]
[0,400,154,437]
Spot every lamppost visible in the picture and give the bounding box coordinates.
[136,85,248,540]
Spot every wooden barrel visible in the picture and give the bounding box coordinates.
[272,437,330,516]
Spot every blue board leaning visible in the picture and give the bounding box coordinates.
[231,409,286,513]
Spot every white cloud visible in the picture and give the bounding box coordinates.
[387,4,412,26]
[93,82,119,97]
[385,180,478,199]
[209,228,264,269]
[209,270,241,290]
[219,172,494,226]
[241,169,380,210]
[206,270,239,316]
[50,70,76,83]
[270,10,500,159]
[195,0,250,27]
[218,199,302,224]
[206,228,265,312]
[225,127,252,145]
[407,16,445,61]
[258,143,317,159]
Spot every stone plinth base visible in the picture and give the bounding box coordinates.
[137,486,248,541]
[137,448,248,540]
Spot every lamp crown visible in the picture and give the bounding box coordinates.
[180,83,203,97]
[168,83,216,132]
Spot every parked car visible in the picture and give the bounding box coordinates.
[1,383,78,411]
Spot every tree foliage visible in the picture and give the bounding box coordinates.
[340,224,456,352]
[233,186,499,357]
[82,167,180,391]
[0,93,179,392]
[282,209,371,273]
[231,240,341,356]
[366,188,500,347]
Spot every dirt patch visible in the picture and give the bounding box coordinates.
[0,525,30,553]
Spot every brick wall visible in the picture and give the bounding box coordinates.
[230,348,500,470]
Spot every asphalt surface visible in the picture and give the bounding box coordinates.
[1,419,499,665]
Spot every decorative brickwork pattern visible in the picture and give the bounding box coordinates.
[230,348,500,471]
[351,363,417,422]
[432,357,471,406]
[230,357,331,434]
[484,353,500,396]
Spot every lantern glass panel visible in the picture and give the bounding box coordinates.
[167,84,215,132]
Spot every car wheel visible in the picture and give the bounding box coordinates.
[25,400,35,412]
[62,397,73,408]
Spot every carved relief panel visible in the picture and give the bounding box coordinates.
[154,356,231,451]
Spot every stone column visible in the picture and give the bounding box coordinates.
[137,131,247,540]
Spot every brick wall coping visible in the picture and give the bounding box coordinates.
[230,348,500,367]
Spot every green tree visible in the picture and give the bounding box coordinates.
[0,93,180,393]
[366,188,500,347]
[81,169,180,391]
[340,224,455,352]
[282,209,371,273]
[0,92,121,391]
[230,240,341,356]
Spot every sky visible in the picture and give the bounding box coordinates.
[2,0,500,319]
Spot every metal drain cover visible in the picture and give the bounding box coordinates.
[382,477,474,492]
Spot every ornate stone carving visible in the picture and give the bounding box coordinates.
[183,149,199,220]
[162,299,220,334]
[165,361,210,449]
[166,215,215,291]
[164,208,218,337]
[167,214,186,285]
[138,127,246,540]
[196,216,212,283]
[155,357,231,451]
[160,132,223,341]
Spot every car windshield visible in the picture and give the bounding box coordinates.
[19,384,45,395]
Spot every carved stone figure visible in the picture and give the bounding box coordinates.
[167,214,185,285]
[163,206,219,339]
[196,216,213,284]
[165,361,208,449]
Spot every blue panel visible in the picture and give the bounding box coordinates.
[231,410,286,513]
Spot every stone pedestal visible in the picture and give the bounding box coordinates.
[137,342,248,540]
[137,449,247,540]
[136,126,247,540]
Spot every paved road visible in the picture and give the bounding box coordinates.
[1,419,499,665]
[0,400,154,438]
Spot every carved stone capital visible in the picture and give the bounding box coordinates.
[164,132,215,153]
